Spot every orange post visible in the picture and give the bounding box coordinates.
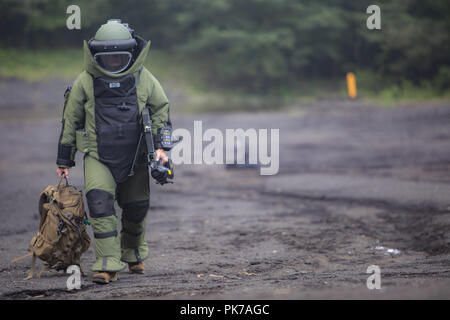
[346,72,357,99]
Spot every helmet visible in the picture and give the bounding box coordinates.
[88,19,137,73]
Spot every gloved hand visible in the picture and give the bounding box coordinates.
[155,149,168,164]
[56,167,69,178]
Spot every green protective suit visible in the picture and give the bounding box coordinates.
[56,36,170,272]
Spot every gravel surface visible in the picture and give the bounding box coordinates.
[0,78,449,299]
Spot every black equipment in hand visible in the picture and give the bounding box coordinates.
[151,158,174,185]
[129,106,180,185]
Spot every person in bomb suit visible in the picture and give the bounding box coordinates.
[56,20,171,284]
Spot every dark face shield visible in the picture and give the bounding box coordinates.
[94,51,132,73]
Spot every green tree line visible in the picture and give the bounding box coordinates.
[1,0,449,93]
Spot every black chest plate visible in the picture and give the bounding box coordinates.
[93,74,140,183]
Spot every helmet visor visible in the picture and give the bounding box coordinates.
[94,51,132,73]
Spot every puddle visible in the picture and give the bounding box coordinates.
[375,245,401,255]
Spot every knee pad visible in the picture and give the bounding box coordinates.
[86,189,115,218]
[122,200,149,223]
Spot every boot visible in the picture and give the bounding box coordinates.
[128,262,145,274]
[92,271,119,284]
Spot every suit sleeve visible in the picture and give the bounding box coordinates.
[56,76,86,168]
[146,72,171,148]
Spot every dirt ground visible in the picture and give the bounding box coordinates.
[0,78,449,300]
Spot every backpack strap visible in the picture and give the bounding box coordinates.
[56,175,69,191]
[24,253,37,280]
[11,252,36,280]
[38,191,50,230]
[11,252,32,263]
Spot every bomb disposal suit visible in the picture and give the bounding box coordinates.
[56,20,172,277]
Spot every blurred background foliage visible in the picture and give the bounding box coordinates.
[0,0,449,103]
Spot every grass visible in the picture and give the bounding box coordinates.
[0,48,84,81]
[346,69,450,107]
[374,82,450,106]
[0,48,448,111]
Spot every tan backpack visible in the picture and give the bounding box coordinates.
[12,176,91,280]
